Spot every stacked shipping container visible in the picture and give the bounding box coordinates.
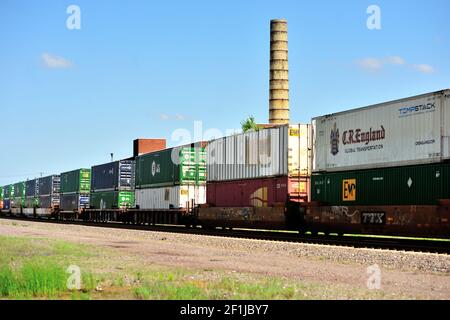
[60,169,91,211]
[135,145,206,209]
[90,160,136,209]
[311,89,450,206]
[2,185,11,210]
[205,124,311,207]
[11,182,25,208]
[37,175,60,208]
[24,179,38,208]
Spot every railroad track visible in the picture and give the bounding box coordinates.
[1,215,449,254]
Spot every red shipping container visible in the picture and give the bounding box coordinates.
[206,176,308,207]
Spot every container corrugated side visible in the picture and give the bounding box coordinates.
[3,199,10,209]
[206,124,310,182]
[24,196,38,208]
[206,176,308,207]
[311,162,450,206]
[38,175,60,196]
[3,185,10,199]
[38,195,60,208]
[25,179,38,197]
[13,182,25,199]
[90,191,135,209]
[443,91,450,160]
[91,160,135,192]
[135,146,206,188]
[313,89,450,173]
[135,185,206,210]
[60,193,90,211]
[61,169,91,194]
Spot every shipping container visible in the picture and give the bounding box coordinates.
[37,194,60,208]
[13,182,25,198]
[3,185,10,199]
[206,176,307,207]
[135,185,206,210]
[135,146,206,188]
[25,179,38,197]
[91,160,135,192]
[11,182,25,207]
[206,124,311,182]
[311,162,450,206]
[24,196,38,208]
[38,175,60,196]
[60,169,91,194]
[90,191,135,209]
[60,193,90,211]
[11,197,25,208]
[0,186,3,200]
[313,89,450,173]
[3,199,10,210]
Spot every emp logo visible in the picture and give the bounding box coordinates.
[342,179,356,201]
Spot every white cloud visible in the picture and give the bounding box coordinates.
[41,53,73,69]
[356,58,384,71]
[356,55,435,74]
[413,64,435,74]
[385,56,406,65]
[159,113,170,121]
[175,113,186,121]
[159,113,188,121]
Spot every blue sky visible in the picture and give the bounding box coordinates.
[0,0,449,185]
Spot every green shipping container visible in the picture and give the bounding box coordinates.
[11,182,26,207]
[24,196,39,208]
[90,191,135,209]
[61,169,91,194]
[7,185,13,199]
[135,147,206,188]
[311,162,450,206]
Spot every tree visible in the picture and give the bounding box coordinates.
[240,116,259,133]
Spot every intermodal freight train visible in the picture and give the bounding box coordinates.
[1,89,449,239]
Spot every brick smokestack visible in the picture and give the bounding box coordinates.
[269,19,290,124]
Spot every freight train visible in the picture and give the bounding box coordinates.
[1,89,449,239]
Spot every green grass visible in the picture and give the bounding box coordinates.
[0,235,98,299]
[130,270,398,300]
[0,234,418,300]
[0,263,67,298]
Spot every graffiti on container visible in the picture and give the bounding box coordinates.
[393,207,413,225]
[215,207,252,221]
[243,208,250,221]
[331,206,359,218]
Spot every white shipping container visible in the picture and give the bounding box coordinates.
[206,124,311,182]
[313,89,450,172]
[135,185,206,210]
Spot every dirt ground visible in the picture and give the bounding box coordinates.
[0,219,449,299]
